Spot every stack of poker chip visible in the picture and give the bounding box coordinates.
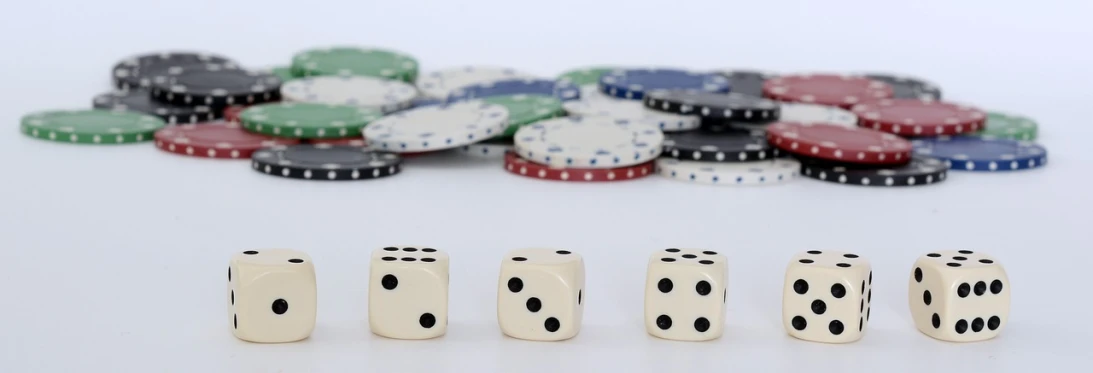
[19,46,1049,185]
[567,68,797,186]
[757,73,1047,184]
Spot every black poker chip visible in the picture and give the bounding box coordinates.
[112,52,234,90]
[644,91,779,122]
[661,129,776,162]
[251,144,402,181]
[799,156,949,187]
[863,74,942,100]
[92,90,217,124]
[718,70,777,97]
[149,63,281,109]
[698,117,776,134]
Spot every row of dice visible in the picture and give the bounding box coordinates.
[227,247,1010,344]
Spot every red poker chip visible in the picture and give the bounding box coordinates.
[154,122,300,159]
[766,122,912,165]
[504,151,654,182]
[223,105,245,123]
[852,99,986,136]
[763,74,893,109]
[307,137,367,147]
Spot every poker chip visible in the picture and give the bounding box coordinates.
[112,51,233,90]
[562,95,699,132]
[460,138,514,158]
[280,75,417,113]
[264,66,297,82]
[416,66,535,100]
[661,130,776,162]
[862,73,942,100]
[599,68,730,100]
[363,100,510,153]
[763,74,893,109]
[973,111,1039,140]
[307,138,367,147]
[656,158,800,186]
[696,118,752,133]
[778,103,859,128]
[92,90,216,124]
[20,109,166,144]
[643,91,780,122]
[853,99,986,136]
[766,122,912,165]
[447,79,581,102]
[482,95,566,137]
[154,121,300,159]
[556,67,618,87]
[290,46,419,82]
[716,69,778,97]
[504,151,654,182]
[912,136,1047,172]
[800,157,949,187]
[251,144,402,181]
[149,63,281,109]
[238,102,383,139]
[514,116,664,168]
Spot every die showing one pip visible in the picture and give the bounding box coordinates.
[908,250,1010,342]
[782,250,872,344]
[497,248,585,341]
[228,249,317,343]
[368,246,450,340]
[644,248,728,341]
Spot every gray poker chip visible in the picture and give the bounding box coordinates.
[251,144,402,181]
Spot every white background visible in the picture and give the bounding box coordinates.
[2,1,1091,372]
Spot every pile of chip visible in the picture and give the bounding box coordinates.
[17,47,1048,185]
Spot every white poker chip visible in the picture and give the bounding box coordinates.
[655,158,800,186]
[281,75,417,113]
[778,103,859,128]
[514,116,664,169]
[363,100,510,153]
[563,95,699,132]
[415,66,536,100]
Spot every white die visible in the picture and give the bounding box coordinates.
[496,248,585,341]
[908,250,1010,342]
[228,249,317,343]
[368,246,449,340]
[782,250,872,344]
[644,248,728,341]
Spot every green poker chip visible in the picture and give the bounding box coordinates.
[556,66,620,87]
[482,94,566,137]
[238,102,383,139]
[973,111,1038,141]
[290,47,419,82]
[20,109,165,144]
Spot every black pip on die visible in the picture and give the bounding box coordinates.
[497,248,585,341]
[644,248,728,341]
[369,246,449,340]
[782,250,872,343]
[228,249,317,343]
[908,250,1009,342]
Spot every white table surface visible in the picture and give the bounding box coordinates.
[2,0,1091,371]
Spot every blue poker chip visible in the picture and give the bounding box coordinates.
[410,97,444,108]
[599,68,731,100]
[912,136,1047,172]
[446,79,581,102]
